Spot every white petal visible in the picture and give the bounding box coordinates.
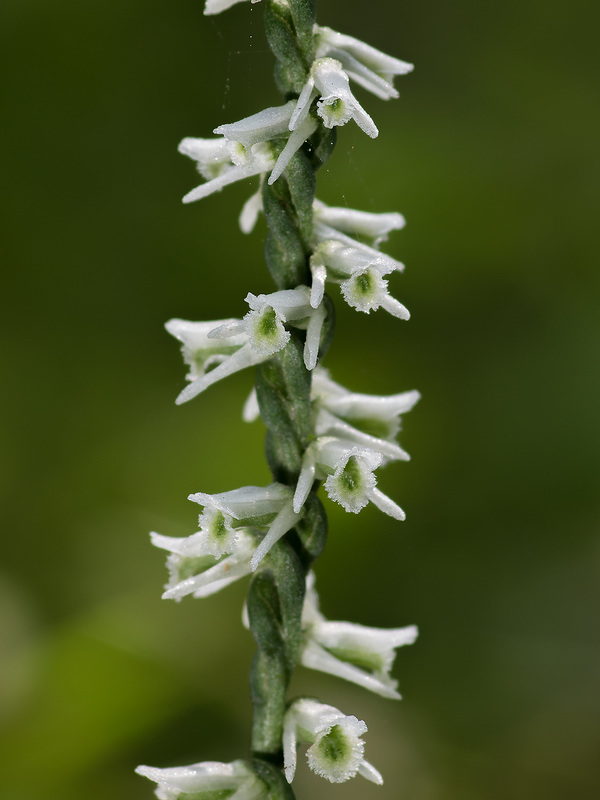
[204,0,252,15]
[269,115,318,184]
[283,706,299,783]
[239,189,263,234]
[310,262,327,309]
[314,409,410,461]
[175,343,264,405]
[188,483,290,520]
[215,101,295,148]
[313,200,405,244]
[242,388,260,422]
[163,552,252,600]
[380,292,411,320]
[315,26,414,78]
[328,47,399,100]
[182,162,260,204]
[150,531,194,556]
[357,760,384,785]
[293,449,317,513]
[301,640,402,699]
[366,487,406,521]
[250,502,303,570]
[208,319,247,338]
[324,389,421,420]
[304,302,326,370]
[289,76,317,131]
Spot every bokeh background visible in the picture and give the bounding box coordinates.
[2,1,599,798]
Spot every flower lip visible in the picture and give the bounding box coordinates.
[283,698,382,785]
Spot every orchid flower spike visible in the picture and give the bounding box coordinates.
[299,573,419,699]
[208,286,326,370]
[290,57,379,138]
[311,367,420,460]
[283,698,383,785]
[136,759,264,800]
[151,527,256,600]
[314,24,414,101]
[293,436,406,519]
[187,483,304,571]
[165,318,269,405]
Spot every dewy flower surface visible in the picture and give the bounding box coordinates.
[283,698,382,784]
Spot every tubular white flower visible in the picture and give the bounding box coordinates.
[214,101,318,187]
[283,698,382,785]
[179,135,275,204]
[312,367,420,458]
[136,759,264,800]
[313,198,405,246]
[299,573,418,699]
[310,237,409,319]
[208,286,325,369]
[151,528,256,600]
[290,57,378,138]
[165,318,269,405]
[293,436,406,518]
[187,483,304,571]
[314,24,414,101]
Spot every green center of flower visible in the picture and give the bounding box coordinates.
[258,306,279,341]
[210,511,228,539]
[339,456,363,494]
[317,724,350,765]
[353,270,374,297]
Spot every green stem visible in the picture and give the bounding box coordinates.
[247,0,334,770]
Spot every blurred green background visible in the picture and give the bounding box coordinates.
[2,0,599,798]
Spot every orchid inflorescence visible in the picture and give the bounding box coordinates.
[137,2,418,798]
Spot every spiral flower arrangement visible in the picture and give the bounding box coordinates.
[137,2,418,797]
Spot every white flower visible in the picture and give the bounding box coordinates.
[151,528,256,600]
[165,318,269,405]
[314,24,414,101]
[299,573,418,699]
[215,100,318,186]
[311,367,420,460]
[178,136,275,204]
[290,58,379,138]
[293,436,406,519]
[313,198,405,247]
[310,238,409,318]
[136,759,264,800]
[187,483,304,571]
[208,286,326,370]
[180,101,317,203]
[283,698,382,785]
